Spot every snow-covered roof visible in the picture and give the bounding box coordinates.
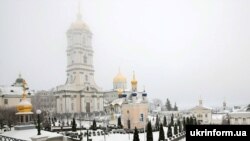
[190,105,212,111]
[110,98,123,106]
[212,114,225,120]
[0,86,34,96]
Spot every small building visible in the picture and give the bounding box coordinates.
[229,105,250,125]
[0,74,33,108]
[189,99,212,124]
[120,72,149,130]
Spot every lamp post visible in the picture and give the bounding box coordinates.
[36,109,42,135]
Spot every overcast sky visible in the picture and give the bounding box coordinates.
[0,0,250,109]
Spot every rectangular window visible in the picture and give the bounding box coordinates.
[140,113,144,122]
[71,103,74,111]
[61,104,63,112]
[235,118,238,124]
[243,118,246,124]
[4,99,8,105]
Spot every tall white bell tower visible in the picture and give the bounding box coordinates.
[65,4,97,90]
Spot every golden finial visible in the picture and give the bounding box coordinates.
[22,80,27,100]
[131,71,137,91]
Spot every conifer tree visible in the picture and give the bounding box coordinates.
[158,124,165,141]
[146,121,153,141]
[72,118,77,132]
[163,116,167,127]
[174,123,178,135]
[133,127,140,141]
[92,119,97,130]
[173,102,178,111]
[170,114,174,126]
[190,117,193,125]
[177,119,182,133]
[155,115,160,131]
[183,117,186,131]
[186,117,190,125]
[193,117,197,125]
[167,124,172,138]
[165,98,172,111]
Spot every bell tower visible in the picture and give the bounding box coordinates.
[65,3,97,89]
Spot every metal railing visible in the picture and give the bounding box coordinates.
[0,135,27,141]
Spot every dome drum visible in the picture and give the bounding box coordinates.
[132,92,137,97]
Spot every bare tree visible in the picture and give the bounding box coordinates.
[0,107,18,130]
[152,98,163,109]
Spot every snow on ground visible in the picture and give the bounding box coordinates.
[81,131,156,141]
[79,132,185,141]
[1,129,62,141]
[63,127,185,141]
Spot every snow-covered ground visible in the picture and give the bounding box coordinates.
[80,132,185,141]
[57,127,185,141]
[0,128,62,141]
[52,118,186,141]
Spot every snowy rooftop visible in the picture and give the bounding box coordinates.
[0,85,34,95]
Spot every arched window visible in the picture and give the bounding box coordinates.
[84,55,87,64]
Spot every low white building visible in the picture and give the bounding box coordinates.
[189,99,212,124]
[229,105,250,125]
[0,74,34,108]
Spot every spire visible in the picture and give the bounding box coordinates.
[77,0,82,21]
[223,97,226,109]
[131,71,138,92]
[19,73,22,78]
[199,95,203,106]
[133,71,136,80]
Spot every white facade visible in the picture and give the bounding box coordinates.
[229,112,250,124]
[189,99,212,124]
[229,105,250,125]
[0,75,33,107]
[55,8,103,114]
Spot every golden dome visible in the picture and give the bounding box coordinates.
[113,71,127,83]
[17,99,32,112]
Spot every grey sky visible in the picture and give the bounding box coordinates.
[0,0,250,109]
